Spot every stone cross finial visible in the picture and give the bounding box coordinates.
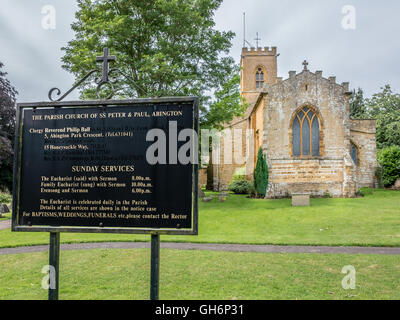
[96,47,116,83]
[302,60,309,71]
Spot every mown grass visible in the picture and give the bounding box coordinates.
[0,212,11,221]
[0,249,399,300]
[0,188,399,248]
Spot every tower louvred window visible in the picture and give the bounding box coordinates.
[256,68,264,89]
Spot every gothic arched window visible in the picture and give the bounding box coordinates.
[292,107,320,157]
[350,142,358,165]
[256,68,264,89]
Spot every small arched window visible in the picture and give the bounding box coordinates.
[256,68,264,89]
[292,107,320,157]
[350,142,358,165]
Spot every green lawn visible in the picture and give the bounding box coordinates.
[0,212,11,221]
[0,188,399,248]
[0,248,399,300]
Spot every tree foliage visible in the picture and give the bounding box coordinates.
[349,88,367,119]
[0,62,18,191]
[62,0,243,128]
[366,85,400,149]
[350,85,400,150]
[253,147,268,198]
[377,146,400,187]
[202,69,247,130]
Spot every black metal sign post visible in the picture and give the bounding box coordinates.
[150,234,160,300]
[12,48,199,301]
[48,232,60,300]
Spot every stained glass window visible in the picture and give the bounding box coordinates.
[293,117,301,156]
[350,143,358,165]
[311,117,320,156]
[292,107,320,157]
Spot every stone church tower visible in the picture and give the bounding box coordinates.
[240,47,278,102]
[209,46,378,198]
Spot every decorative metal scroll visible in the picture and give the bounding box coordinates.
[48,48,120,102]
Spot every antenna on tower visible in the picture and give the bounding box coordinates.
[243,12,252,48]
[243,12,245,48]
[254,32,261,49]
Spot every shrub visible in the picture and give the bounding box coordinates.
[377,146,400,187]
[0,192,12,204]
[254,147,269,198]
[357,188,373,197]
[228,179,254,195]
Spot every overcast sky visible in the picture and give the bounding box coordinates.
[0,0,399,102]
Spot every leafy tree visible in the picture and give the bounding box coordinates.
[253,147,268,198]
[349,88,367,119]
[0,62,18,191]
[202,69,247,130]
[377,146,400,187]
[366,85,400,149]
[61,0,243,129]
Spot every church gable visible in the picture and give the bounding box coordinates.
[257,65,363,197]
[265,69,350,113]
[262,67,351,160]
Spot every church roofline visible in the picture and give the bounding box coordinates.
[266,69,351,93]
[244,92,267,121]
[243,68,353,121]
[223,91,267,129]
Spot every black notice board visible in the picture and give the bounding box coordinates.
[12,97,199,235]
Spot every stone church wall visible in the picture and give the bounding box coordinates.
[199,168,208,187]
[350,119,378,188]
[266,159,345,198]
[211,119,251,191]
[240,47,278,103]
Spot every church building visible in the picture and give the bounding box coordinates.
[209,46,378,198]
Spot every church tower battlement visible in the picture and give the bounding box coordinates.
[242,47,277,55]
[240,46,278,104]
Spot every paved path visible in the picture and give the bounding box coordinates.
[1,219,400,255]
[1,241,400,255]
[0,219,11,231]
